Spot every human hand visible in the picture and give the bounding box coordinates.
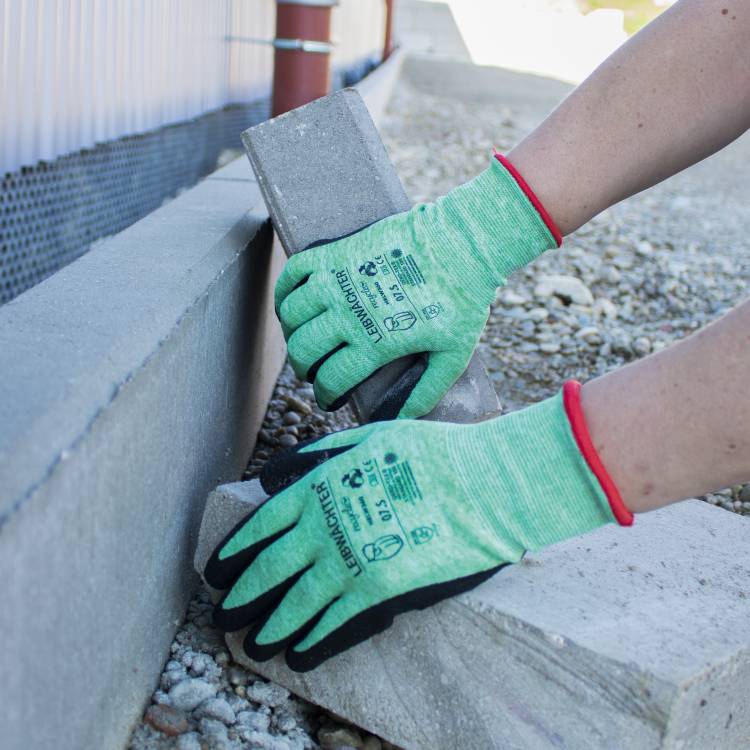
[274,155,560,418]
[205,382,630,672]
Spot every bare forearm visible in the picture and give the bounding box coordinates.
[509,0,750,235]
[582,298,750,514]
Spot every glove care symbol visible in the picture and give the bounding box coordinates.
[362,534,404,562]
[358,260,377,277]
[422,303,442,320]
[341,469,364,489]
[383,311,416,332]
[411,524,438,545]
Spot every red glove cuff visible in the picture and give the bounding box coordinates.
[494,152,563,247]
[563,380,634,526]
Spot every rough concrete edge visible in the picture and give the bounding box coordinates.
[660,643,750,749]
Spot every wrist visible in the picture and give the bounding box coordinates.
[434,154,561,286]
[448,383,631,556]
[562,380,633,526]
[493,153,563,248]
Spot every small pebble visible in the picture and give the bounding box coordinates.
[168,678,217,712]
[278,433,298,448]
[275,711,297,732]
[175,732,202,750]
[246,681,290,708]
[227,666,247,686]
[318,726,364,749]
[592,297,618,319]
[282,394,313,415]
[197,697,236,725]
[534,275,594,306]
[632,337,652,357]
[237,709,271,733]
[539,342,561,354]
[283,411,302,425]
[199,717,228,741]
[144,704,189,737]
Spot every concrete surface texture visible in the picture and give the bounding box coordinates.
[241,88,499,424]
[196,481,750,750]
[0,165,286,750]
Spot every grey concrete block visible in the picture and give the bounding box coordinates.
[0,176,287,750]
[241,88,499,424]
[196,482,750,750]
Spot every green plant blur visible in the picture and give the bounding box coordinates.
[577,0,667,35]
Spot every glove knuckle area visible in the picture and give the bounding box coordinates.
[213,524,315,632]
[311,345,372,411]
[278,279,327,333]
[287,317,350,385]
[275,254,310,304]
[242,561,342,662]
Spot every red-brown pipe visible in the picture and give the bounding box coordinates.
[271,1,335,117]
[383,0,395,61]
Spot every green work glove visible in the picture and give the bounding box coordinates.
[205,382,632,672]
[274,154,561,418]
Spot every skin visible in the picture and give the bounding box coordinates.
[507,0,750,513]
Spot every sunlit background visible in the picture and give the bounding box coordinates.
[400,0,676,83]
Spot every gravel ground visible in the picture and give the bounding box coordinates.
[129,64,750,750]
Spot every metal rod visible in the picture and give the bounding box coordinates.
[226,35,333,54]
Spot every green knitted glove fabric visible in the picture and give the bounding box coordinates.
[275,156,558,418]
[205,386,621,672]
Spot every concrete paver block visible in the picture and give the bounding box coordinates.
[0,176,286,750]
[196,481,750,750]
[241,88,499,423]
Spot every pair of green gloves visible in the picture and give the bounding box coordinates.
[205,154,632,672]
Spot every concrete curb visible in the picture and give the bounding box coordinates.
[354,47,406,124]
[0,169,285,750]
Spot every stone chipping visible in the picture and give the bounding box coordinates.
[129,72,750,750]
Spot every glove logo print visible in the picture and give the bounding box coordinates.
[383,311,416,332]
[358,261,378,277]
[341,469,364,489]
[314,480,363,577]
[363,534,404,562]
[334,269,383,344]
